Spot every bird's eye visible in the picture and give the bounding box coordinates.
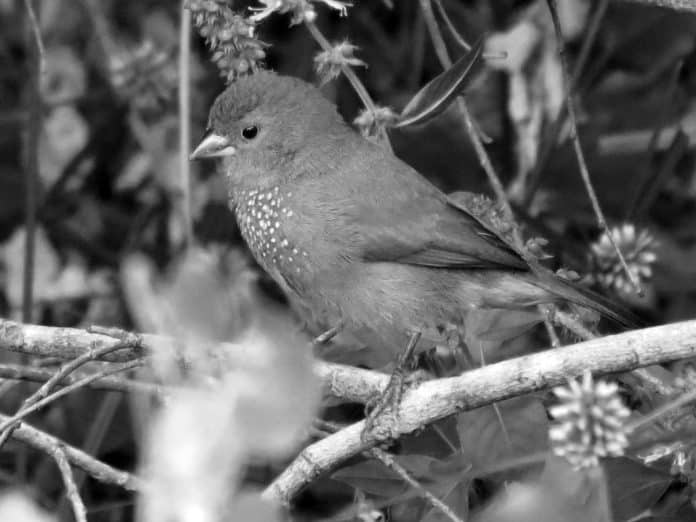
[241,126,259,140]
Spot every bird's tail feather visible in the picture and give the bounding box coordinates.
[528,266,639,328]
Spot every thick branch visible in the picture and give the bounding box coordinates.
[263,320,696,503]
[0,318,387,403]
[4,318,696,503]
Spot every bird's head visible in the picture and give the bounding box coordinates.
[191,71,346,185]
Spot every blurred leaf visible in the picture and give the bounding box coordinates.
[40,46,86,104]
[331,459,417,498]
[39,106,88,187]
[228,490,281,522]
[394,37,484,128]
[2,226,60,312]
[469,309,542,343]
[0,492,55,522]
[456,396,548,474]
[602,457,674,520]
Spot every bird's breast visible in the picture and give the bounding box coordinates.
[232,185,313,296]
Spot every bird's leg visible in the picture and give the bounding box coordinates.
[363,331,422,442]
[312,322,343,346]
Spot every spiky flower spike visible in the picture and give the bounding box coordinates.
[187,0,267,82]
[314,41,366,85]
[549,370,630,469]
[590,224,657,294]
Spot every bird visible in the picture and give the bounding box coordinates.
[190,70,631,360]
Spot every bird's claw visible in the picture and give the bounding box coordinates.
[363,367,407,442]
[362,368,429,443]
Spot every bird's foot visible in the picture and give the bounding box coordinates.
[361,332,423,443]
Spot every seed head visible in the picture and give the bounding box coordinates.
[549,370,630,469]
[314,41,366,85]
[590,224,657,295]
[353,106,398,139]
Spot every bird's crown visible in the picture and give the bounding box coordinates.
[208,70,337,132]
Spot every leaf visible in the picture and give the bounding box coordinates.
[393,37,484,128]
[331,460,415,498]
[456,396,549,474]
[421,475,470,522]
[602,458,673,521]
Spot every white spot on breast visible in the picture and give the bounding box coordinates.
[233,186,308,280]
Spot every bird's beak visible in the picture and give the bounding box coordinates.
[190,132,236,160]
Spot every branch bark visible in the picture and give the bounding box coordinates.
[4,412,142,491]
[0,318,387,403]
[263,320,696,503]
[2,318,696,503]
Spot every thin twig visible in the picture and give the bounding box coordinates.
[545,0,642,295]
[370,447,465,522]
[22,0,45,77]
[316,420,465,521]
[1,412,142,490]
[0,360,142,434]
[58,393,122,519]
[539,304,561,347]
[627,387,696,432]
[0,334,142,450]
[0,362,161,395]
[420,0,451,68]
[21,0,42,325]
[312,323,342,345]
[620,0,696,12]
[53,446,88,522]
[524,0,609,206]
[432,0,470,50]
[179,0,193,245]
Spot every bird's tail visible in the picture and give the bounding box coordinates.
[528,265,639,328]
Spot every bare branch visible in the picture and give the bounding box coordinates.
[0,363,160,395]
[4,412,142,490]
[264,320,696,503]
[179,0,193,245]
[0,360,143,435]
[53,446,88,522]
[619,0,696,12]
[370,447,465,522]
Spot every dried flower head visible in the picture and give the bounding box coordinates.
[549,370,630,469]
[353,106,398,139]
[590,224,657,294]
[314,41,366,85]
[251,0,350,25]
[187,0,266,82]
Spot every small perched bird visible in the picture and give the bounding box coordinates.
[191,71,629,357]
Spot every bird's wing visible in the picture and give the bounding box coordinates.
[339,166,526,271]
